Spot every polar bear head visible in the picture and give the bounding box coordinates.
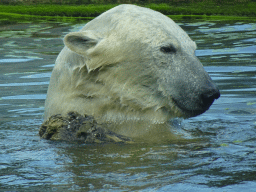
[44,4,220,126]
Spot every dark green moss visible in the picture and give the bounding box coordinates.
[1,1,256,23]
[0,4,117,17]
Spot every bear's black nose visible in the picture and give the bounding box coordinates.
[201,89,220,109]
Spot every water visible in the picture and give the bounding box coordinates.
[0,20,255,191]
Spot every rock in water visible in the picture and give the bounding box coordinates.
[39,112,133,143]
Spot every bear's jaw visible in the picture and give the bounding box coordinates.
[171,98,206,118]
[171,89,220,118]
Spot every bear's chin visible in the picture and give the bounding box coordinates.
[171,100,210,119]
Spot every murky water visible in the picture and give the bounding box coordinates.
[0,20,256,191]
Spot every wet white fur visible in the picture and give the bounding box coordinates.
[44,5,199,139]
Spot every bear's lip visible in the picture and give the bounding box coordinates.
[171,98,210,118]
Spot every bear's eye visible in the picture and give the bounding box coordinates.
[160,45,176,54]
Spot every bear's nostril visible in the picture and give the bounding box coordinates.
[201,89,220,109]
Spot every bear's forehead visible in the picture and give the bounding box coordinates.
[107,6,183,31]
[84,5,188,37]
[82,5,195,49]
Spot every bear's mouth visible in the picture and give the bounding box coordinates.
[171,98,209,118]
[171,88,220,118]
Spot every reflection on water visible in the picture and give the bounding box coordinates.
[0,20,255,191]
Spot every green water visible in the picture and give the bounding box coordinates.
[0,20,256,191]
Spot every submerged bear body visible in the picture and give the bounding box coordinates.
[43,4,220,141]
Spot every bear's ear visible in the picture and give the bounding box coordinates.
[64,31,99,56]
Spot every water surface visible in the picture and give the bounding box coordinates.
[0,20,256,191]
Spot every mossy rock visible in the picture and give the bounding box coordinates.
[39,112,133,144]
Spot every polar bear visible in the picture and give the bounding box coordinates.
[43,4,220,140]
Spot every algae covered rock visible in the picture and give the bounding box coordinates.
[39,112,133,143]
